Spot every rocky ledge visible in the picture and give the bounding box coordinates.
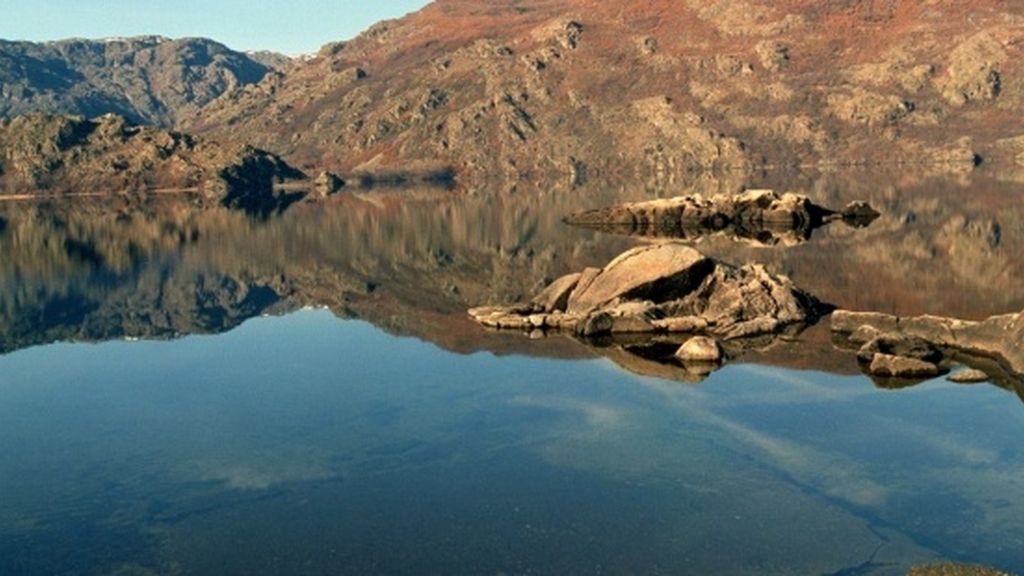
[564,189,879,246]
[469,243,829,342]
[832,308,1024,386]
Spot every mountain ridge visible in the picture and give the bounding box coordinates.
[0,36,282,127]
[183,0,1024,185]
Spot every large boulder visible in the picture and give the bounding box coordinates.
[470,243,827,340]
[566,244,713,314]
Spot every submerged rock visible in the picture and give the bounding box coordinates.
[470,243,828,340]
[564,189,879,246]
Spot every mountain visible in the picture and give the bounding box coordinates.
[0,36,278,127]
[185,0,1024,184]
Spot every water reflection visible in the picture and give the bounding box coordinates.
[1,312,1024,574]
[2,169,1024,573]
[1,169,1023,359]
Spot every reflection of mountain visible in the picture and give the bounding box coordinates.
[1,171,1023,373]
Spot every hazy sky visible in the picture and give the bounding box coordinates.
[0,0,432,55]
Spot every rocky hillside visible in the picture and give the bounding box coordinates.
[186,0,1024,184]
[0,113,304,210]
[0,36,280,127]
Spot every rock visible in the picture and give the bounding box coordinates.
[755,41,790,72]
[577,311,613,337]
[531,272,581,312]
[831,310,900,334]
[564,190,875,246]
[203,145,306,213]
[868,353,942,378]
[833,308,1024,378]
[675,336,723,362]
[948,369,989,383]
[857,334,943,364]
[653,316,709,333]
[312,171,345,197]
[610,314,656,333]
[840,201,881,227]
[471,243,826,340]
[566,244,713,314]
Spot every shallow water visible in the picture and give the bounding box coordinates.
[1,170,1023,574]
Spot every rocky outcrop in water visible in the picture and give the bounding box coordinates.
[564,189,879,245]
[470,243,828,340]
[0,113,305,212]
[0,36,278,127]
[832,308,1024,386]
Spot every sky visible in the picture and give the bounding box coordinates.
[0,0,432,55]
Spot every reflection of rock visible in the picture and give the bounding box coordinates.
[564,189,879,246]
[470,243,828,340]
[832,308,1024,386]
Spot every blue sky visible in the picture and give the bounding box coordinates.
[0,0,432,55]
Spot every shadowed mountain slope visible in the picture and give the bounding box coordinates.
[0,36,281,127]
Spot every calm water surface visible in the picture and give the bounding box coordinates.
[1,171,1023,574]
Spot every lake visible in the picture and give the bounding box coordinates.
[1,169,1023,575]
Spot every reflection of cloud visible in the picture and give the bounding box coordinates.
[193,459,336,491]
[698,410,892,508]
[510,395,628,429]
[718,365,871,404]
[885,421,998,466]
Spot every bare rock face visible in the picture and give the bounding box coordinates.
[564,189,879,246]
[184,2,1024,186]
[0,113,305,213]
[0,37,278,127]
[470,243,827,339]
